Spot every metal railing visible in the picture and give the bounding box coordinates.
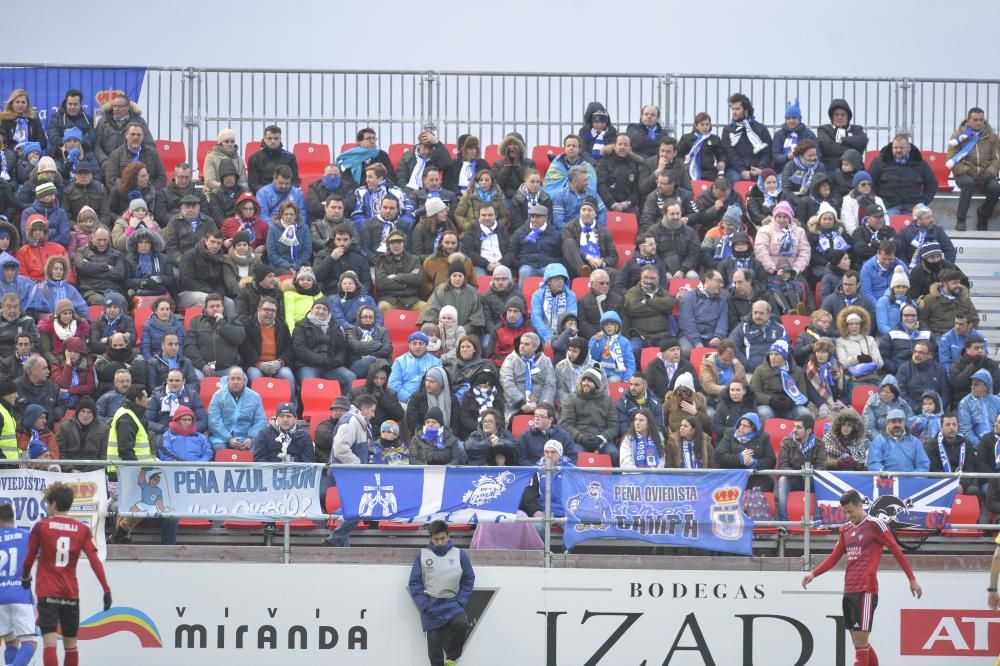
[4,64,999,167]
[20,460,998,570]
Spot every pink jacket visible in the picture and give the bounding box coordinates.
[66,229,92,261]
[753,219,810,275]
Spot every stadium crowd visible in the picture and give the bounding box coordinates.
[0,85,997,540]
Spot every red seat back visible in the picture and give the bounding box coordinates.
[888,215,912,233]
[200,377,223,407]
[691,179,713,195]
[301,378,341,418]
[639,347,659,371]
[245,142,262,166]
[196,140,216,176]
[215,449,253,462]
[689,346,713,372]
[531,145,561,175]
[570,277,590,300]
[924,151,953,191]
[483,144,501,165]
[155,140,186,175]
[607,381,628,401]
[510,414,533,440]
[851,384,878,414]
[763,418,794,457]
[578,453,612,470]
[608,211,638,245]
[293,142,331,179]
[780,314,809,343]
[251,377,292,417]
[476,275,492,295]
[388,143,414,169]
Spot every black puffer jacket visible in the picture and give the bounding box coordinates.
[247,143,299,192]
[291,317,346,371]
[596,147,647,208]
[867,144,937,209]
[816,99,870,171]
[183,314,245,371]
[177,242,225,294]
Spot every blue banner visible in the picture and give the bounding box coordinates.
[813,471,959,530]
[332,466,534,523]
[560,469,754,554]
[0,66,146,129]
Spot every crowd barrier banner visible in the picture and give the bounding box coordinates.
[117,464,323,521]
[814,471,960,529]
[0,468,107,558]
[0,66,146,129]
[561,468,754,554]
[75,562,991,665]
[333,466,534,523]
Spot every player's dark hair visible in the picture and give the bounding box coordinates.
[427,520,449,536]
[44,483,74,512]
[0,504,13,523]
[839,489,862,507]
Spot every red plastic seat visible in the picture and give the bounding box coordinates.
[689,346,713,372]
[483,144,501,165]
[196,140,216,177]
[763,418,794,457]
[251,377,292,417]
[943,494,982,537]
[639,347,659,371]
[378,521,422,532]
[301,378,341,421]
[780,314,809,342]
[733,180,753,204]
[924,151,953,191]
[520,276,543,295]
[863,150,879,169]
[384,309,419,344]
[200,376,223,407]
[608,211,638,245]
[691,179,713,194]
[214,447,253,463]
[387,143,414,169]
[351,378,366,389]
[178,518,213,530]
[392,341,409,359]
[88,304,103,322]
[786,490,816,535]
[510,414,533,439]
[753,492,779,535]
[531,145,561,175]
[339,143,358,154]
[293,142,331,182]
[154,140,186,175]
[888,215,912,233]
[607,381,628,401]
[578,453,612,470]
[445,143,458,158]
[184,306,203,330]
[570,277,590,300]
[476,275,492,295]
[325,487,341,514]
[245,141,262,166]
[814,418,832,439]
[276,519,317,532]
[616,244,634,268]
[668,278,699,298]
[851,384,878,414]
[132,306,153,348]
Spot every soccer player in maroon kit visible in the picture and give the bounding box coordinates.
[20,483,112,666]
[801,489,922,666]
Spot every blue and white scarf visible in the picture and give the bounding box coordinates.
[778,226,795,256]
[777,361,808,405]
[12,118,28,144]
[130,143,142,163]
[580,222,600,259]
[687,132,711,181]
[278,223,300,264]
[69,368,80,389]
[522,354,536,399]
[680,438,701,469]
[600,334,627,374]
[102,314,121,338]
[937,432,965,473]
[589,128,607,158]
[422,427,446,449]
[789,155,817,190]
[713,234,734,260]
[633,434,659,468]
[800,432,816,456]
[472,385,496,415]
[782,129,800,154]
[715,355,733,386]
[0,150,9,181]
[758,174,783,208]
[161,391,181,416]
[542,288,567,330]
[357,325,374,342]
[476,184,498,204]
[728,118,768,154]
[908,228,927,269]
[525,224,544,244]
[817,231,850,254]
[947,127,982,169]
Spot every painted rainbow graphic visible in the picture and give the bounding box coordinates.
[76,607,163,648]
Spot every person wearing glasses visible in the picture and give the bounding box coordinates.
[513,402,577,464]
[93,93,155,164]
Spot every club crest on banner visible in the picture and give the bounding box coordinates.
[462,471,515,507]
[359,473,397,518]
[710,487,744,540]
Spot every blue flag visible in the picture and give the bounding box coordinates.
[813,471,959,530]
[0,67,146,129]
[332,466,534,524]
[560,469,753,554]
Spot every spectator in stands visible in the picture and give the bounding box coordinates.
[464,406,515,464]
[257,165,307,224]
[579,103,618,159]
[816,249,852,304]
[291,299,354,392]
[638,136,691,201]
[500,332,556,421]
[817,99,869,172]
[771,98,817,172]
[841,172,885,237]
[560,196,617,279]
[677,270,728,356]
[668,416,716,470]
[615,231,666,297]
[111,197,163,254]
[324,395,378,545]
[543,134,597,197]
[651,201,700,280]
[15,354,64,423]
[698,339,746,409]
[0,295,36,360]
[950,335,1000,404]
[479,264,517,343]
[163,193,219,264]
[220,192,268,253]
[47,90,95,152]
[387,331,440,404]
[749,340,810,421]
[241,295,296,388]
[822,407,867,470]
[615,371,664,437]
[37,298,89,367]
[352,163,414,233]
[516,403,575,463]
[343,127,397,187]
[730,300,787,369]
[349,360,403,437]
[14,141,44,189]
[835,306,882,382]
[55,396,107,471]
[455,169,508,232]
[861,375,912,445]
[804,203,850,285]
[715,412,775,491]
[511,204,562,283]
[0,327,30,383]
[156,405,212,463]
[202,129,248,195]
[412,166,458,221]
[73,227,125,304]
[897,206,956,270]
[329,269,379,329]
[491,132,536,200]
[404,365,461,436]
[146,332,198,392]
[626,105,667,159]
[306,166,356,226]
[162,163,207,218]
[185,292,245,379]
[314,395,353,465]
[868,134,937,215]
[94,332,145,394]
[32,255,85,318]
[722,93,772,183]
[253,402,315,463]
[421,237,472,301]
[587,311,632,382]
[753,200,809,310]
[859,239,907,305]
[1,89,45,151]
[103,122,165,190]
[920,268,978,336]
[21,182,70,248]
[552,166,607,231]
[874,266,916,336]
[529,263,576,347]
[879,303,930,375]
[979,416,1000,519]
[640,170,697,232]
[560,367,619,464]
[575,269,622,340]
[314,221,371,294]
[820,269,875,328]
[867,409,930,472]
[146,368,208,438]
[460,202,511,278]
[236,263,283,322]
[597,134,646,216]
[554,336,603,405]
[395,130,451,194]
[895,339,951,412]
[419,260,486,338]
[207,367,266,451]
[361,193,408,263]
[946,107,1000,231]
[412,197,456,264]
[623,265,674,357]
[88,291,134,354]
[693,176,741,238]
[178,230,233,315]
[712,378,756,437]
[266,201,311,273]
[775,414,826,519]
[344,304,392,379]
[927,413,981,500]
[52,127,100,184]
[958,370,1000,445]
[108,160,165,221]
[791,308,835,366]
[139,297,183,358]
[62,165,112,227]
[95,367,131,422]
[908,241,966,302]
[93,93,154,164]
[49,336,95,408]
[699,205,744,271]
[374,230,425,312]
[309,193,349,251]
[940,313,982,371]
[247,125,299,192]
[678,112,727,184]
[619,408,665,469]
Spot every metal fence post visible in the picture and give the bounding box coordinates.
[661,74,674,136]
[896,77,913,138]
[422,71,438,132]
[283,520,291,564]
[543,461,553,569]
[803,464,812,571]
[182,67,199,167]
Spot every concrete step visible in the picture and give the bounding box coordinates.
[949,234,1000,356]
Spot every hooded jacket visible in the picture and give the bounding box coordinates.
[906,389,943,447]
[21,198,70,248]
[861,375,914,444]
[587,311,635,380]
[715,412,776,473]
[958,369,1000,443]
[711,386,757,437]
[343,315,392,364]
[867,427,929,472]
[919,280,978,336]
[834,305,882,373]
[124,229,176,297]
[219,192,268,250]
[346,358,404,434]
[491,133,538,199]
[529,264,578,342]
[409,425,464,466]
[388,350,442,404]
[491,295,531,365]
[93,100,154,163]
[203,142,249,194]
[816,100,870,171]
[0,252,38,310]
[878,322,931,375]
[31,256,87,318]
[157,407,213,462]
[560,376,618,450]
[753,217,810,275]
[499,347,556,420]
[578,102,619,157]
[291,314,345,371]
[823,408,867,469]
[178,239,226,295]
[55,398,108,470]
[867,143,937,209]
[948,347,1000,405]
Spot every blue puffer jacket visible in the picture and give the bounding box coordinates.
[0,253,38,311]
[958,369,1000,443]
[861,375,913,444]
[867,432,930,472]
[32,278,88,318]
[875,287,916,336]
[550,185,607,230]
[588,311,635,380]
[388,352,442,403]
[859,254,908,304]
[21,200,69,248]
[158,430,213,462]
[677,286,729,347]
[530,263,578,343]
[265,221,312,271]
[329,287,382,328]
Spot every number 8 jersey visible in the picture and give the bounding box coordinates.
[23,515,103,600]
